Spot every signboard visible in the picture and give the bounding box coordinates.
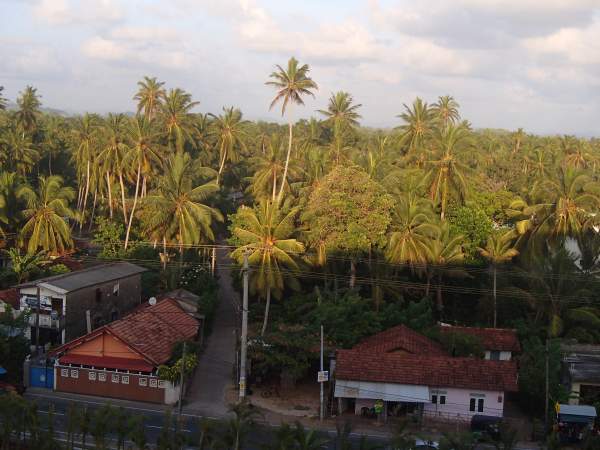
[317,371,329,383]
[20,295,52,311]
[374,399,384,414]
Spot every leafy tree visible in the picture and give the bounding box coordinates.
[219,402,260,450]
[93,216,126,258]
[266,57,318,202]
[302,166,394,286]
[440,432,476,450]
[231,201,304,334]
[1,126,39,175]
[0,86,6,110]
[128,415,149,450]
[4,248,46,283]
[18,175,74,255]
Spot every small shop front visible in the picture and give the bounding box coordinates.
[555,403,597,444]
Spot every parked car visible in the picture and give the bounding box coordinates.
[470,414,502,441]
[413,439,439,449]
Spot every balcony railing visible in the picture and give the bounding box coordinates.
[28,313,65,330]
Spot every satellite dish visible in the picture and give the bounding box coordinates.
[148,297,157,306]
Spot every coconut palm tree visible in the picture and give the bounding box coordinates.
[432,95,460,128]
[41,114,68,175]
[247,134,300,201]
[231,201,305,335]
[17,175,74,255]
[1,126,39,175]
[219,402,259,450]
[139,152,222,258]
[396,98,436,155]
[209,107,248,185]
[424,222,465,313]
[386,194,438,268]
[71,113,100,229]
[0,171,21,235]
[99,113,128,220]
[15,85,41,136]
[123,116,162,249]
[160,88,199,154]
[317,91,362,138]
[426,122,471,219]
[293,422,329,450]
[478,230,519,327]
[266,57,318,203]
[133,76,166,120]
[508,167,600,249]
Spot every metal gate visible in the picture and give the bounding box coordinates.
[29,365,54,388]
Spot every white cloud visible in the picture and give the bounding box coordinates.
[33,0,123,25]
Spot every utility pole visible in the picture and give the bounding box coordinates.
[36,284,41,351]
[545,338,550,432]
[239,252,249,401]
[178,341,187,418]
[320,324,324,422]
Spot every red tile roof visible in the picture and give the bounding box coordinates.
[109,298,198,365]
[59,355,154,372]
[0,289,19,309]
[439,326,521,352]
[52,298,198,367]
[336,349,518,392]
[352,325,447,356]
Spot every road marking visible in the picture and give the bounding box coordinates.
[38,410,66,416]
[146,424,192,433]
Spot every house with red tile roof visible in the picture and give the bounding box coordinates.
[49,298,199,404]
[334,324,519,422]
[438,324,521,360]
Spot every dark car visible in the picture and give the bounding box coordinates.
[470,414,502,441]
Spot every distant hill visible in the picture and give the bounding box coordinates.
[5,100,69,117]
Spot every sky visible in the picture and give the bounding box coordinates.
[1,0,599,135]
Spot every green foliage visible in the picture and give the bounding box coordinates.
[433,330,484,358]
[157,352,198,384]
[447,205,493,262]
[46,263,70,276]
[303,165,394,258]
[0,305,30,383]
[93,216,126,258]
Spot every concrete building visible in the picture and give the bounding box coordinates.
[333,325,519,422]
[49,298,199,404]
[16,262,146,346]
[561,343,600,406]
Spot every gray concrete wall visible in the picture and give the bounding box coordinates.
[64,274,142,341]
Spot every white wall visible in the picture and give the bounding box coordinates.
[164,381,181,405]
[423,387,505,419]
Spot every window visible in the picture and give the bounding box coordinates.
[70,369,79,379]
[158,380,166,389]
[490,350,501,361]
[111,374,120,383]
[95,288,102,303]
[439,395,446,405]
[139,378,148,387]
[470,398,476,412]
[98,373,107,382]
[122,376,129,385]
[88,372,96,381]
[149,379,158,388]
[431,395,437,404]
[111,310,119,321]
[113,283,120,296]
[61,369,69,377]
[478,398,484,412]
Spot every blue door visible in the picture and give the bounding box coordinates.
[30,366,54,388]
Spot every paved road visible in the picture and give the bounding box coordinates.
[186,247,238,416]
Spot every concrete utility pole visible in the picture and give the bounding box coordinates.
[178,341,187,418]
[36,285,41,351]
[320,324,324,422]
[239,252,249,401]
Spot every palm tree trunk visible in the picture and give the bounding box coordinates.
[106,171,113,219]
[272,169,277,201]
[350,259,356,288]
[276,119,293,203]
[48,151,52,175]
[493,265,497,328]
[80,160,91,231]
[119,172,128,224]
[124,162,141,250]
[217,142,227,185]
[261,286,271,336]
[88,189,97,232]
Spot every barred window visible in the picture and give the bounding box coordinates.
[70,370,79,379]
[158,380,166,389]
[122,376,129,385]
[139,378,148,387]
[111,374,120,383]
[98,373,107,382]
[61,369,68,377]
[88,372,96,381]
[149,379,158,388]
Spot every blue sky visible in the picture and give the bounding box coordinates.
[1,0,599,135]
